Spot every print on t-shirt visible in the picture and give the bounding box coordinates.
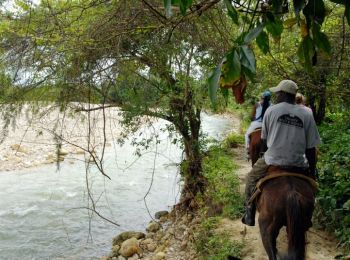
[277,114,303,128]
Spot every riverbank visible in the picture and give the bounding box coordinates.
[0,104,124,171]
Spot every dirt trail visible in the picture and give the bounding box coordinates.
[217,145,340,259]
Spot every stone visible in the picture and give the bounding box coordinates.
[119,238,142,258]
[111,245,120,256]
[159,216,168,223]
[146,242,157,252]
[99,256,108,260]
[155,211,169,219]
[155,252,166,260]
[146,221,161,233]
[145,233,154,239]
[113,231,146,246]
[128,254,139,260]
[117,256,126,260]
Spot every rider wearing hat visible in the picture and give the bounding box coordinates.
[242,80,321,226]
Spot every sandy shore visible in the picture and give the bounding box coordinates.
[0,103,124,172]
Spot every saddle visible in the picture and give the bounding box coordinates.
[248,166,318,204]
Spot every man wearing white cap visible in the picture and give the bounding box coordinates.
[242,80,321,226]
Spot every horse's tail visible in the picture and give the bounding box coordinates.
[285,191,306,260]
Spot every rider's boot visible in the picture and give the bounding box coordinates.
[242,202,256,226]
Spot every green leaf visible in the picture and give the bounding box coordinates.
[297,36,315,73]
[244,23,264,44]
[164,0,172,17]
[256,31,270,54]
[224,0,239,25]
[265,13,283,38]
[221,49,241,85]
[240,45,256,75]
[179,0,192,15]
[208,63,222,105]
[311,22,331,54]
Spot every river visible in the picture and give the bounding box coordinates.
[0,113,235,259]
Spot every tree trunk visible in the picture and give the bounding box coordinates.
[170,95,206,210]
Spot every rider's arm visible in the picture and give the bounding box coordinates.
[261,139,268,153]
[305,147,317,176]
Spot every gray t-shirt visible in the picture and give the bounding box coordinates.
[261,102,321,167]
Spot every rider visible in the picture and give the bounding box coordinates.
[242,80,321,226]
[245,91,271,155]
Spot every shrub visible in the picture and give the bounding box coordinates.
[315,112,350,248]
[202,144,244,218]
[224,133,244,148]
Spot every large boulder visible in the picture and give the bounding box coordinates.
[119,237,142,258]
[112,231,146,246]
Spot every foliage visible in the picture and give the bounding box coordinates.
[315,112,350,248]
[224,132,244,148]
[194,217,244,260]
[202,143,244,218]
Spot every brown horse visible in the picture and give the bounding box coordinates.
[248,127,315,259]
[257,172,315,260]
[248,128,262,166]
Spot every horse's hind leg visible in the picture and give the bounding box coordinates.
[259,217,280,260]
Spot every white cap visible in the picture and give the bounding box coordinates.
[269,80,298,95]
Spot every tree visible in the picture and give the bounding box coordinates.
[0,0,236,208]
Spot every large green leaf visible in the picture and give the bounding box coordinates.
[208,63,222,105]
[240,45,256,75]
[244,23,264,44]
[256,30,270,54]
[265,13,283,38]
[311,22,331,54]
[297,36,315,73]
[221,49,241,85]
[224,0,239,25]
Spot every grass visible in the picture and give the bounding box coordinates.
[194,217,244,260]
[193,135,245,259]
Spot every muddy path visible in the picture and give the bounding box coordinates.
[217,145,340,260]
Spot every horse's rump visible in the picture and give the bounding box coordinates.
[257,174,315,259]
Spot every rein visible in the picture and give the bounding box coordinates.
[248,172,318,204]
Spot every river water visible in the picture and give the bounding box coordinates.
[0,113,234,259]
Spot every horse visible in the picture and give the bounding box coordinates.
[248,128,262,166]
[256,169,315,260]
